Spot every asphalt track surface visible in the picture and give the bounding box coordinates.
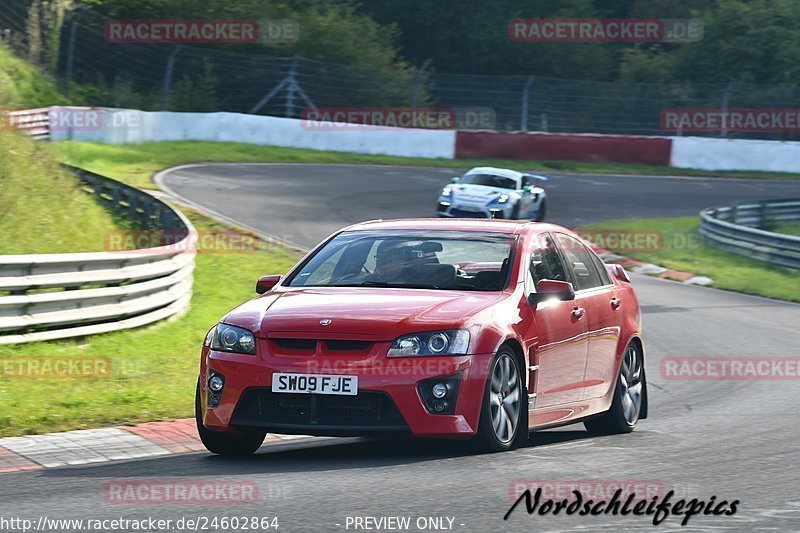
[3,164,800,532]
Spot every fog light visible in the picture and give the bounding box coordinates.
[208,374,224,392]
[432,382,448,398]
[418,373,461,415]
[208,392,221,407]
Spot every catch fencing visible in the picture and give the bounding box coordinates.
[4,8,800,139]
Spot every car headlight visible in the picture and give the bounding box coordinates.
[204,326,216,347]
[211,323,256,355]
[441,187,452,197]
[497,193,510,204]
[387,330,470,357]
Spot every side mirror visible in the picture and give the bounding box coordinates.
[522,185,532,193]
[609,264,631,283]
[256,275,281,294]
[450,177,460,184]
[527,279,575,306]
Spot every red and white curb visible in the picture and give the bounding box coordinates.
[0,419,312,473]
[590,246,714,286]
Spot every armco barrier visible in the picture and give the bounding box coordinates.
[0,166,196,344]
[455,131,673,166]
[700,199,800,269]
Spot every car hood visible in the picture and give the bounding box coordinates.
[453,184,515,203]
[222,288,505,340]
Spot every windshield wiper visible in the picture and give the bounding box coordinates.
[331,281,439,289]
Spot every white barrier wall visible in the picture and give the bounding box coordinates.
[48,107,457,159]
[45,107,800,172]
[671,136,800,173]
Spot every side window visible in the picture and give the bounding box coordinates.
[588,250,613,286]
[555,233,604,291]
[529,233,568,285]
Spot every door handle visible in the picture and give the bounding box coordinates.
[611,297,621,309]
[572,307,585,319]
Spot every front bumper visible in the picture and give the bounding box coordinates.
[437,200,511,219]
[199,346,493,439]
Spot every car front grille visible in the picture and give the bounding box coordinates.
[231,388,408,431]
[268,338,375,355]
[450,208,488,218]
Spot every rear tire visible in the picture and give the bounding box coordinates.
[475,347,527,452]
[195,381,266,456]
[584,342,645,435]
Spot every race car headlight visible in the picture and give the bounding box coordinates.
[387,330,470,357]
[497,193,510,204]
[211,323,256,355]
[441,187,452,197]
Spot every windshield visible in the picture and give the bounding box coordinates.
[460,173,518,190]
[287,230,515,291]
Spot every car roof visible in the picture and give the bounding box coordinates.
[464,167,522,180]
[342,218,565,236]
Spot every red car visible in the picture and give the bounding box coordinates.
[196,219,647,455]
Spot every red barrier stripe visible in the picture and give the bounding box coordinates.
[455,131,672,166]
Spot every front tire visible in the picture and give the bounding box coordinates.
[584,342,645,435]
[475,347,526,452]
[195,381,266,456]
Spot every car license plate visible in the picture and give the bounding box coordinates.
[271,373,358,395]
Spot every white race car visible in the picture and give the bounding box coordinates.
[436,167,548,221]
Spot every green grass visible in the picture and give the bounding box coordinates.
[52,140,800,191]
[0,45,64,109]
[772,222,800,237]
[578,217,800,302]
[0,130,136,254]
[0,210,300,436]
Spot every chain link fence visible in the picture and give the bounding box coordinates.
[4,6,800,139]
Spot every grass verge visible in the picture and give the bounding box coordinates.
[0,130,136,254]
[578,217,800,302]
[0,209,300,436]
[52,140,800,191]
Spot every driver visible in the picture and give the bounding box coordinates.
[370,240,410,282]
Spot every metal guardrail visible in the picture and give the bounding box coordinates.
[0,166,196,344]
[700,199,800,269]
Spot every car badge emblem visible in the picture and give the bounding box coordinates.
[320,319,332,326]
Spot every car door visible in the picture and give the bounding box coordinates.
[524,233,589,408]
[553,233,621,401]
